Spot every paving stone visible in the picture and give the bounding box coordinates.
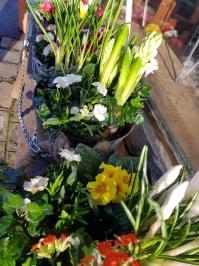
[0,82,13,108]
[0,37,24,51]
[0,62,18,81]
[0,49,21,64]
[0,113,9,142]
[0,142,6,159]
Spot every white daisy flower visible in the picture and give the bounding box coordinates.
[43,44,53,56]
[70,106,79,115]
[53,74,82,88]
[36,34,43,42]
[92,82,107,96]
[93,104,107,121]
[145,58,159,76]
[59,149,81,162]
[23,176,48,194]
[43,32,55,41]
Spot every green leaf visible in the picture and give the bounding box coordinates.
[108,153,139,172]
[26,202,53,222]
[0,215,15,237]
[43,117,62,126]
[27,223,40,237]
[67,168,77,186]
[1,192,23,214]
[140,237,164,250]
[0,257,15,266]
[75,144,102,181]
[83,63,96,78]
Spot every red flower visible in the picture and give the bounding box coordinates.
[81,0,88,5]
[115,233,138,247]
[79,255,96,265]
[41,1,54,15]
[132,261,143,266]
[31,242,40,250]
[97,240,115,256]
[98,8,104,17]
[42,235,57,244]
[103,251,129,266]
[161,23,173,32]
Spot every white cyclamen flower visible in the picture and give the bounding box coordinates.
[150,165,183,197]
[70,106,79,115]
[20,198,31,213]
[93,104,107,121]
[183,171,199,200]
[23,176,48,194]
[43,44,53,56]
[92,82,107,96]
[147,181,188,237]
[53,74,82,88]
[59,149,81,162]
[36,34,43,42]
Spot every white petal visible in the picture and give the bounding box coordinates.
[59,149,81,162]
[43,44,52,56]
[93,104,107,121]
[92,82,107,96]
[150,165,183,197]
[183,171,199,200]
[70,106,79,115]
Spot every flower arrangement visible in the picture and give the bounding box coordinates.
[1,146,199,265]
[27,0,162,143]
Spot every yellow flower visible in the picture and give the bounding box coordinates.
[99,163,121,178]
[80,1,88,19]
[144,23,161,34]
[87,173,116,205]
[112,171,129,202]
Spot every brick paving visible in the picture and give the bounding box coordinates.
[0,35,24,166]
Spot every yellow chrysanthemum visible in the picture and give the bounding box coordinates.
[87,174,116,205]
[144,23,161,34]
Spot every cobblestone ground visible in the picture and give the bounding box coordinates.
[0,35,24,166]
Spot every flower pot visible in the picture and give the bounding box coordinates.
[18,0,27,33]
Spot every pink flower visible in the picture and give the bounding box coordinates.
[98,8,103,17]
[41,1,54,15]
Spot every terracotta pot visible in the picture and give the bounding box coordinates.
[18,0,27,33]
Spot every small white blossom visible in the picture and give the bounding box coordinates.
[36,34,43,42]
[43,44,53,56]
[23,176,48,194]
[70,106,79,115]
[43,32,54,41]
[59,148,81,162]
[164,29,178,38]
[92,82,107,96]
[93,104,107,121]
[20,198,31,213]
[53,74,82,88]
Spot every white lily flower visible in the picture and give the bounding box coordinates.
[150,165,183,197]
[43,32,54,41]
[164,236,199,256]
[187,194,199,219]
[183,171,199,200]
[36,34,43,42]
[70,106,79,115]
[43,44,53,56]
[93,104,107,121]
[23,176,48,194]
[53,74,82,88]
[59,148,81,162]
[92,82,107,96]
[147,182,188,237]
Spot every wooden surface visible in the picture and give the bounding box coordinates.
[146,39,199,172]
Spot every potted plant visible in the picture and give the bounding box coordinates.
[0,145,199,265]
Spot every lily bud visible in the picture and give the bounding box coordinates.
[150,165,183,197]
[183,171,199,200]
